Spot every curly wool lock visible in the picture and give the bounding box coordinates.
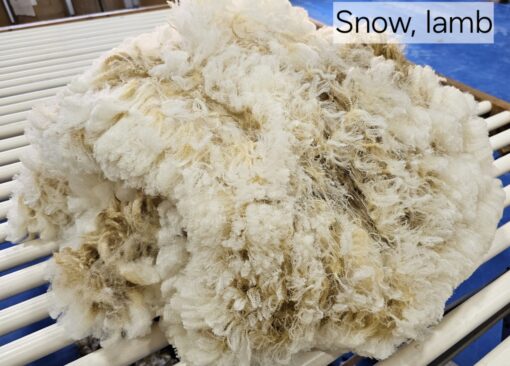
[8,0,504,364]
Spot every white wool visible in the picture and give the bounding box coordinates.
[8,0,504,365]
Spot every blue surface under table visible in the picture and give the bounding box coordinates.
[1,1,509,365]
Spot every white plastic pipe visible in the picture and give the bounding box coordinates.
[0,45,119,69]
[0,111,28,126]
[0,25,164,64]
[2,22,161,50]
[490,129,510,151]
[0,146,29,166]
[475,335,510,366]
[0,22,165,72]
[487,111,510,132]
[0,37,127,62]
[0,261,47,300]
[0,180,15,201]
[67,326,168,366]
[0,200,11,219]
[0,137,28,153]
[0,162,23,181]
[0,88,59,108]
[0,12,165,41]
[483,221,510,263]
[0,11,165,40]
[0,122,28,139]
[0,67,86,89]
[0,222,8,242]
[493,153,510,177]
[477,101,492,116]
[0,98,51,116]
[0,60,90,82]
[0,22,164,58]
[0,10,163,33]
[0,240,58,272]
[377,270,510,366]
[504,186,510,208]
[290,350,339,366]
[0,20,164,50]
[0,11,165,42]
[0,294,49,337]
[0,77,71,99]
[0,324,73,366]
[1,52,103,75]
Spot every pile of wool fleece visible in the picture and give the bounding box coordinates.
[7,0,504,364]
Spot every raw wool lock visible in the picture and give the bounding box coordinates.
[7,0,504,365]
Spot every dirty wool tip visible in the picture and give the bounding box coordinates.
[8,0,504,365]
